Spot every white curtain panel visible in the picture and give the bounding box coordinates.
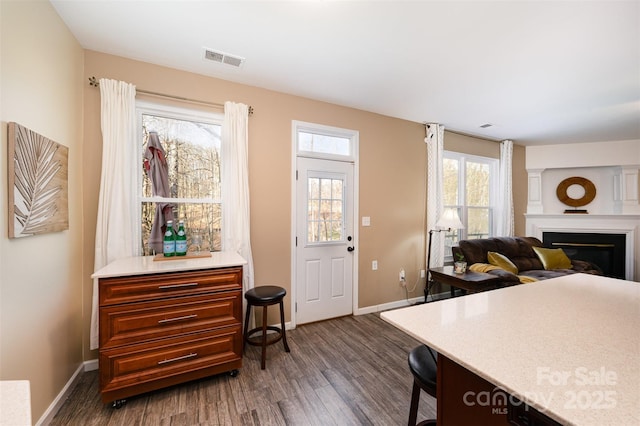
[496,139,514,237]
[90,78,138,350]
[426,123,445,268]
[222,102,255,297]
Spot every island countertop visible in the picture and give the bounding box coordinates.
[92,251,247,279]
[381,273,639,426]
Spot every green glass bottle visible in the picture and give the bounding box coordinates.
[163,220,176,257]
[176,220,187,256]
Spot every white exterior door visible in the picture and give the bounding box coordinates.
[295,157,354,324]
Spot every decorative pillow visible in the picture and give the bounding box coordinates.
[487,251,518,274]
[469,263,502,273]
[532,246,572,270]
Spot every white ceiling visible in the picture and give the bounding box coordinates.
[50,0,639,146]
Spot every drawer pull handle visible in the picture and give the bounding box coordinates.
[157,352,198,365]
[158,314,198,324]
[158,282,199,290]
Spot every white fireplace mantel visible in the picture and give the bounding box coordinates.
[525,214,640,281]
[525,140,640,216]
[526,166,640,215]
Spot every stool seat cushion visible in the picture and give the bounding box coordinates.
[245,285,286,302]
[408,345,437,392]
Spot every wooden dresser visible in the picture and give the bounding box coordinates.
[92,252,246,407]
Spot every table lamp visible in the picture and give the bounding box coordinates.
[425,208,464,301]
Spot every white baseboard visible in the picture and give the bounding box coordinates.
[84,359,99,372]
[355,295,424,315]
[355,291,452,316]
[36,359,98,426]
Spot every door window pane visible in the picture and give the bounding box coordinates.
[299,131,350,156]
[307,177,344,243]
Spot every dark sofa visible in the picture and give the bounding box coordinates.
[452,236,602,286]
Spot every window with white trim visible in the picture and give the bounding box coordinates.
[295,121,356,162]
[137,102,223,255]
[442,151,498,260]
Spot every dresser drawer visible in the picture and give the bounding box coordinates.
[100,326,242,400]
[100,291,242,348]
[100,267,242,306]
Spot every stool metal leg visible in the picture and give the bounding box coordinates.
[260,305,268,369]
[243,303,251,353]
[408,379,421,426]
[279,299,290,352]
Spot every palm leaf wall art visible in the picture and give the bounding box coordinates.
[8,122,69,238]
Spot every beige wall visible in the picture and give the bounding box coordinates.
[0,0,84,422]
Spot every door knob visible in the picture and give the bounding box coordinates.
[347,246,355,252]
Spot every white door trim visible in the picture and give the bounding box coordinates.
[290,121,359,329]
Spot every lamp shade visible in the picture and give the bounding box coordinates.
[436,208,464,230]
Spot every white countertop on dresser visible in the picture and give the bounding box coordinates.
[92,251,247,279]
[0,381,31,426]
[381,273,640,426]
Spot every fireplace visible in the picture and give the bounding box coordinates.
[542,232,626,279]
[526,214,638,281]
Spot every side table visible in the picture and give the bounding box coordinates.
[427,266,502,301]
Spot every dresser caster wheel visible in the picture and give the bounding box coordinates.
[229,369,239,377]
[112,399,126,409]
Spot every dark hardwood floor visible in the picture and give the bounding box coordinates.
[50,313,435,425]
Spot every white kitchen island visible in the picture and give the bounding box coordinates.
[381,273,639,425]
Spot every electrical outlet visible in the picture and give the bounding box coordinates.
[399,269,406,282]
[372,260,378,270]
[420,269,426,278]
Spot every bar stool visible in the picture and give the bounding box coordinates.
[408,345,438,426]
[243,285,290,369]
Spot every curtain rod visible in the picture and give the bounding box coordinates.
[88,76,253,115]
[424,123,503,143]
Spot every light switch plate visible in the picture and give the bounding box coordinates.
[362,216,371,226]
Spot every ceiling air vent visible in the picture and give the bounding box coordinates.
[203,48,245,68]
[480,123,493,129]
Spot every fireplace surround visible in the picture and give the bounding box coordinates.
[542,231,626,279]
[526,214,638,281]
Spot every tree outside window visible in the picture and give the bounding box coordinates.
[139,105,222,255]
[443,151,497,260]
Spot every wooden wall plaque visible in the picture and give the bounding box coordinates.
[7,122,69,238]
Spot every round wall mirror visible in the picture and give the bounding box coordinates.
[556,177,596,207]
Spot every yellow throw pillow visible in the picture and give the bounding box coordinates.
[469,263,502,273]
[487,251,518,274]
[532,246,572,270]
[517,275,538,283]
